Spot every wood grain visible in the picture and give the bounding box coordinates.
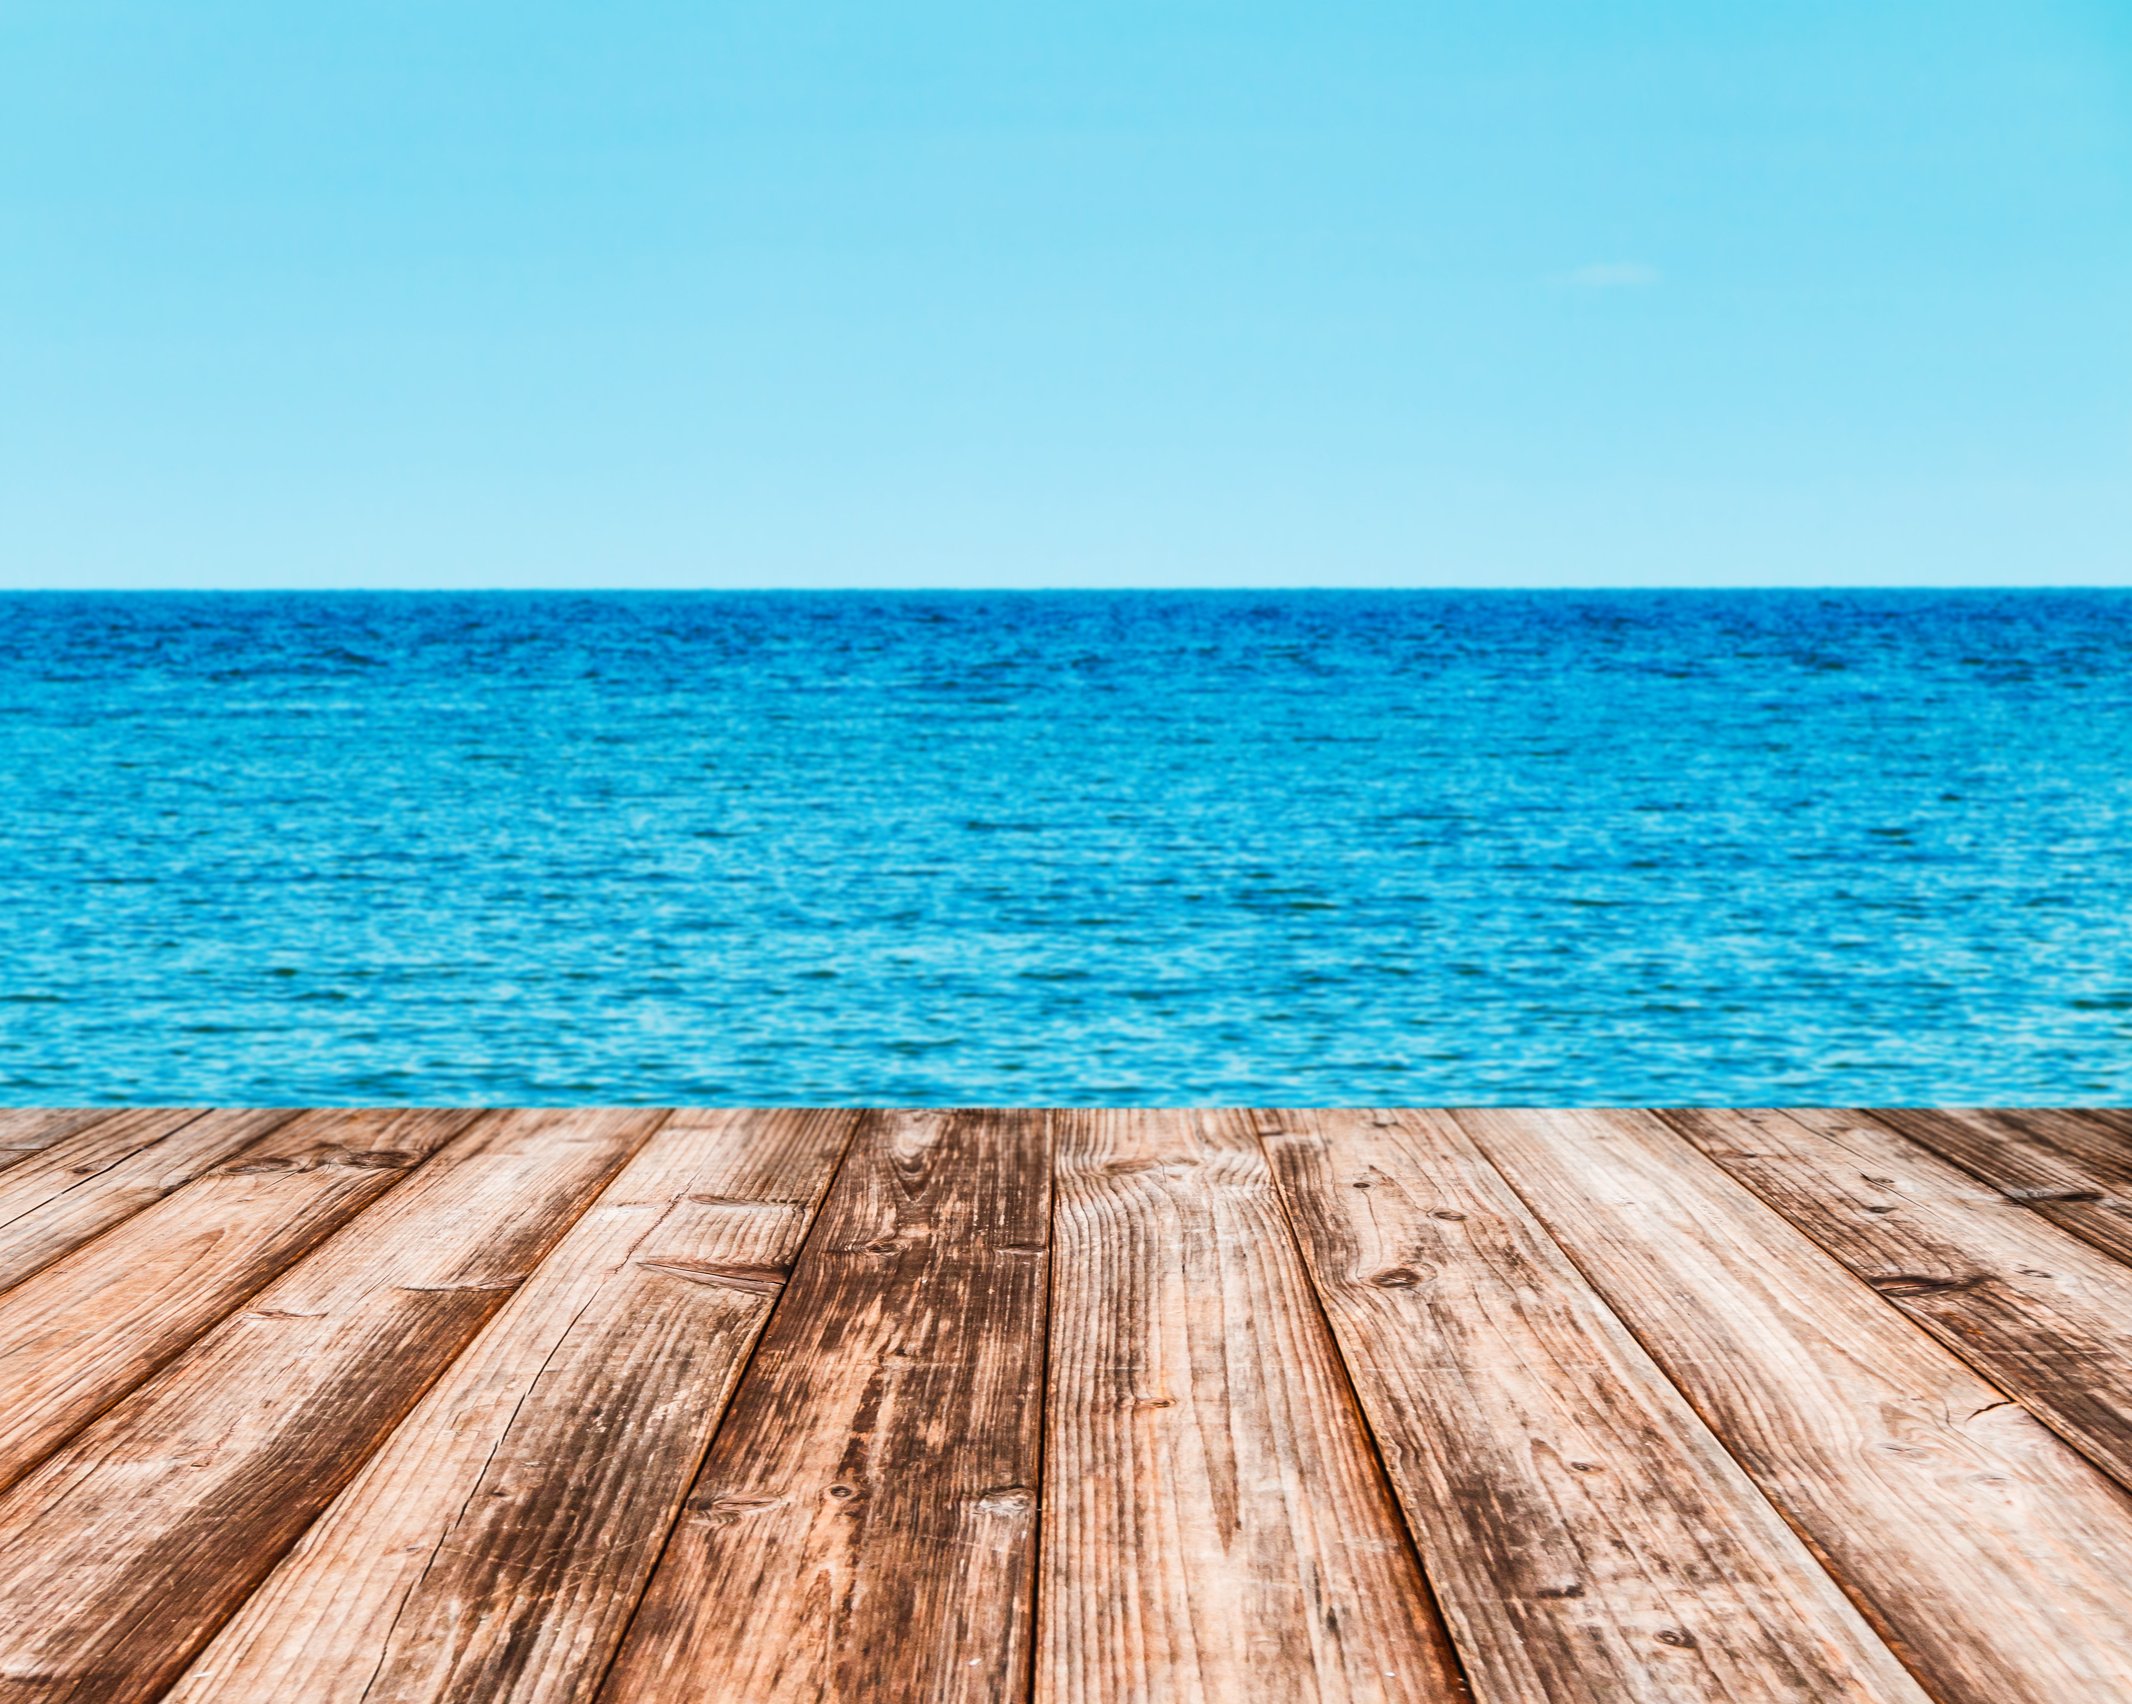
[1995,1109,2132,1188]
[1458,1107,2132,1704]
[1041,1108,1465,1704]
[599,1108,1052,1704]
[0,1107,295,1296]
[1665,1107,2132,1496]
[1263,1108,1928,1704]
[170,1107,859,1704]
[0,1110,161,1173]
[1868,1108,2132,1268]
[0,1106,661,1704]
[0,1106,480,1498]
[2071,1108,2132,1145]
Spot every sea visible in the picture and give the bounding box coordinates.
[2,589,2127,1107]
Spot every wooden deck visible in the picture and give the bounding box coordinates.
[2,1109,2131,1702]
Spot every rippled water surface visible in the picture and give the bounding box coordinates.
[2,590,2128,1105]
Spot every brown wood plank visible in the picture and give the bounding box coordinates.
[1665,1107,2132,1497]
[0,1109,160,1173]
[0,1106,477,1499]
[1040,1109,1465,1704]
[169,1107,859,1704]
[2072,1108,2132,1143]
[1873,1108,2132,1195]
[0,1108,296,1296]
[0,1106,662,1704]
[1868,1109,2132,1268]
[1263,1109,1928,1704]
[599,1107,1052,1704]
[2010,1109,2132,1186]
[1457,1108,2132,1704]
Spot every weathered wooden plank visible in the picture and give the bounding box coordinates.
[169,1107,858,1704]
[1872,1108,2132,1196]
[2072,1108,2132,1143]
[1869,1109,2132,1268]
[0,1109,154,1170]
[2008,1109,2132,1187]
[0,1108,296,1296]
[1458,1108,2132,1704]
[1263,1109,1928,1704]
[600,1107,1052,1704]
[1041,1109,1465,1704]
[0,1106,661,1704]
[0,1106,477,1498]
[1665,1107,2132,1497]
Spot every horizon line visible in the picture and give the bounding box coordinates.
[4,583,2128,597]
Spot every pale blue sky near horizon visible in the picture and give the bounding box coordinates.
[2,0,2128,589]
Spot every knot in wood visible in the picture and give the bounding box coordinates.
[973,1485,1034,1517]
[1869,1271,1986,1298]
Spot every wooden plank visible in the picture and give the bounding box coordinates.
[2074,1108,2132,1143]
[1869,1109,2132,1268]
[1872,1108,2132,1195]
[1263,1109,1928,1704]
[0,1106,662,1704]
[1457,1108,2132,1704]
[0,1107,297,1295]
[1666,1108,2132,1497]
[169,1108,859,1704]
[1041,1109,1465,1704]
[599,1107,1052,1704]
[0,1106,478,1498]
[2015,1109,2132,1185]
[0,1109,157,1171]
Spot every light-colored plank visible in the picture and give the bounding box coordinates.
[600,1108,1052,1704]
[170,1107,858,1704]
[1870,1109,2132,1268]
[1040,1109,1465,1704]
[0,1109,155,1169]
[0,1107,295,1295]
[1263,1109,1929,1704]
[0,1106,662,1704]
[0,1106,477,1498]
[1666,1107,2132,1496]
[1458,1107,2132,1704]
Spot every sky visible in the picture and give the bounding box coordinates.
[1,0,2127,588]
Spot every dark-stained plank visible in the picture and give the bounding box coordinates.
[1041,1109,1465,1704]
[1869,1109,2132,1268]
[1263,1109,1928,1704]
[2009,1109,2132,1185]
[169,1107,858,1704]
[1458,1108,2132,1704]
[0,1107,477,1497]
[600,1107,1052,1704]
[1665,1107,2132,1497]
[0,1106,662,1704]
[0,1109,159,1174]
[0,1108,296,1295]
[2074,1108,2132,1142]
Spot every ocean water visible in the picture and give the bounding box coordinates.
[1,589,2128,1106]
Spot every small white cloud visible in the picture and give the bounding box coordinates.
[1563,261,1661,289]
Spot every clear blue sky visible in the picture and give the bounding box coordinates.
[2,0,2127,587]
